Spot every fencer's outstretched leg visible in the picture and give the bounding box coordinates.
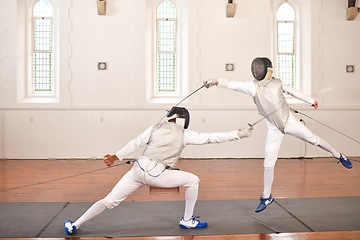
[284,114,352,169]
[317,138,352,169]
[64,167,144,235]
[64,200,106,235]
[74,200,106,229]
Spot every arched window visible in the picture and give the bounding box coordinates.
[32,0,53,94]
[276,2,296,88]
[156,0,177,95]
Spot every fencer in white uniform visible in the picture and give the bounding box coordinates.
[64,107,253,235]
[203,57,352,213]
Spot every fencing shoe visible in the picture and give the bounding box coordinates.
[337,153,352,169]
[64,220,77,235]
[255,194,274,213]
[179,216,208,229]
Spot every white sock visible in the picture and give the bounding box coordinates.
[318,138,340,159]
[183,187,198,221]
[263,167,274,199]
[73,200,106,229]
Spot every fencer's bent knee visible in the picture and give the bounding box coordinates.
[309,135,321,146]
[100,198,112,209]
[264,161,276,168]
[100,196,126,209]
[187,175,200,190]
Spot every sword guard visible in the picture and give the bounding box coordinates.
[203,82,210,88]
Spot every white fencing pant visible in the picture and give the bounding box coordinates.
[74,157,199,228]
[262,113,340,198]
[102,157,199,219]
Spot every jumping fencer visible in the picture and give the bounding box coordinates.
[64,107,253,235]
[203,57,352,213]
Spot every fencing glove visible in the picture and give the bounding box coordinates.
[237,124,253,139]
[203,79,218,88]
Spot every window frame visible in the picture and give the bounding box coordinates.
[29,0,55,97]
[275,1,299,90]
[153,0,181,98]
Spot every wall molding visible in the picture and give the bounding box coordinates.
[1,106,360,111]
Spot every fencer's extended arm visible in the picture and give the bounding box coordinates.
[282,83,315,106]
[204,78,256,97]
[113,125,153,160]
[183,126,252,145]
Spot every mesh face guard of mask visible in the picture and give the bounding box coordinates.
[166,107,190,129]
[251,57,273,81]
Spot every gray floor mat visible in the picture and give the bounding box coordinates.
[0,197,359,237]
[0,202,68,238]
[275,197,360,232]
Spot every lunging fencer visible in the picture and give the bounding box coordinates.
[204,57,352,213]
[64,107,253,235]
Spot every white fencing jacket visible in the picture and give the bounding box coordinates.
[115,122,240,168]
[217,77,315,133]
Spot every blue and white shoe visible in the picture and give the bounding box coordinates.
[64,220,77,235]
[255,194,274,213]
[179,216,208,229]
[337,153,352,169]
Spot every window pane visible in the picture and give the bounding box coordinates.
[156,0,177,95]
[277,2,296,89]
[158,19,176,52]
[157,0,176,18]
[278,22,294,53]
[277,54,295,87]
[33,52,52,92]
[277,2,294,21]
[32,0,53,94]
[157,53,176,92]
[34,18,52,51]
[33,0,52,17]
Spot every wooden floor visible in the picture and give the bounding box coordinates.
[1,157,360,239]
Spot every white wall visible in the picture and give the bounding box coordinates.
[0,0,359,159]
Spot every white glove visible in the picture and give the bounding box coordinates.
[237,124,253,139]
[203,79,218,88]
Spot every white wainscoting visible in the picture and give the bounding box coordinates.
[1,108,359,159]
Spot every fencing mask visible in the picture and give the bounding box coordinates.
[251,57,273,81]
[167,107,190,129]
